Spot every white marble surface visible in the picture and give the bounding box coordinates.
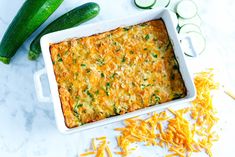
[0,0,235,156]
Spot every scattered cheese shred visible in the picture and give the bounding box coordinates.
[105,145,113,157]
[80,137,113,157]
[114,69,219,157]
[96,140,106,157]
[115,152,125,155]
[96,136,107,141]
[92,138,97,150]
[80,151,96,156]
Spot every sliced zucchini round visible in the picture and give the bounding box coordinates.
[182,31,206,57]
[167,0,182,12]
[153,0,171,8]
[176,0,197,19]
[179,24,201,34]
[134,0,156,9]
[178,14,202,27]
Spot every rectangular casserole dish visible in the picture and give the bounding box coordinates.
[39,8,196,134]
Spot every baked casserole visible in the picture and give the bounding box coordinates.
[50,19,186,128]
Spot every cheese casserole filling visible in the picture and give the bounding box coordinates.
[50,20,186,128]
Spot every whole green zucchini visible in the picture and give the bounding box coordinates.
[28,2,100,60]
[0,0,64,64]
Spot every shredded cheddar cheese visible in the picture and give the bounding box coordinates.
[80,137,113,157]
[92,138,97,150]
[80,151,96,156]
[114,69,219,157]
[105,145,113,157]
[96,136,107,141]
[80,70,219,157]
[96,140,106,157]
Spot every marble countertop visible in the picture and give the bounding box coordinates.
[0,0,235,156]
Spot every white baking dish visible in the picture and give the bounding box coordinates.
[35,8,196,134]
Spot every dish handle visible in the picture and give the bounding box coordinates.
[180,34,198,57]
[34,68,51,103]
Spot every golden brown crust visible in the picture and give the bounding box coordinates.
[50,20,186,128]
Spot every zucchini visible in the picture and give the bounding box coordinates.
[181,31,206,57]
[153,0,171,8]
[179,24,201,34]
[0,0,63,64]
[28,2,100,60]
[134,0,156,9]
[176,0,197,19]
[178,15,202,27]
[167,0,181,12]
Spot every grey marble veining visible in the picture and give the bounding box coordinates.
[0,0,235,157]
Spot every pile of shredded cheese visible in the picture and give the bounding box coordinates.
[80,136,113,157]
[80,70,219,157]
[115,70,219,157]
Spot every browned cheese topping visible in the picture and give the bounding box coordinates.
[50,20,186,128]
